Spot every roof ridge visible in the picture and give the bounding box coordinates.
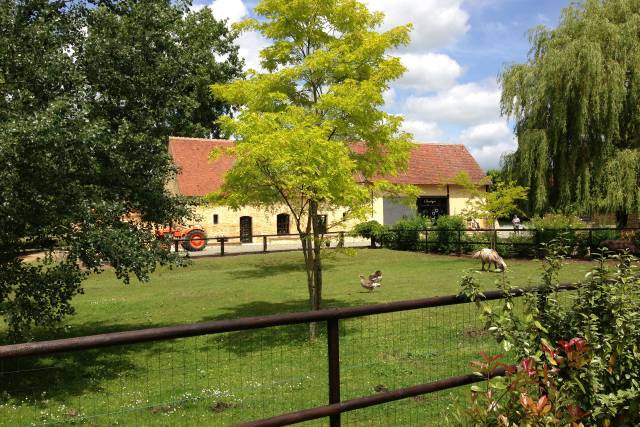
[169,136,234,143]
[412,142,466,146]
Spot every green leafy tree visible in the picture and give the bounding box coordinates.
[83,0,242,138]
[485,168,505,191]
[500,0,640,226]
[0,0,241,339]
[212,0,413,335]
[455,172,529,248]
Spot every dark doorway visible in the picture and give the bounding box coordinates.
[277,213,290,235]
[417,197,449,221]
[239,216,253,243]
[317,215,328,234]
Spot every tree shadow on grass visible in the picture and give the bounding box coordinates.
[0,343,138,404]
[229,260,335,280]
[0,297,369,405]
[197,298,368,356]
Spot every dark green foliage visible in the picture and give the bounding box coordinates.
[83,0,242,138]
[501,0,640,216]
[529,215,621,257]
[386,216,431,251]
[500,233,536,258]
[0,0,241,339]
[351,220,387,241]
[433,216,465,254]
[461,231,490,255]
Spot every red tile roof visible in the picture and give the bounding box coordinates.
[168,137,486,196]
[383,143,486,186]
[168,137,235,197]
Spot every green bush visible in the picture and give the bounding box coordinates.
[529,213,586,229]
[433,215,465,254]
[500,233,536,258]
[387,216,431,251]
[455,245,640,426]
[351,220,385,240]
[530,214,585,248]
[461,231,491,254]
[529,214,622,257]
[351,220,392,248]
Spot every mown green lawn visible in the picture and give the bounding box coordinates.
[0,249,592,426]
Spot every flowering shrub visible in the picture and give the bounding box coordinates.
[453,241,640,426]
[455,341,591,426]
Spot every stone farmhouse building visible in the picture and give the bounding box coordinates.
[167,137,488,241]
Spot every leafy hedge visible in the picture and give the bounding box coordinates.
[352,214,633,259]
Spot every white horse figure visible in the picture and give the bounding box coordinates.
[472,248,507,272]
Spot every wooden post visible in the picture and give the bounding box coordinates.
[327,319,341,427]
[219,238,225,256]
[263,235,268,253]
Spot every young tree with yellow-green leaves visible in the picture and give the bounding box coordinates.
[455,173,529,249]
[501,0,640,226]
[212,0,413,332]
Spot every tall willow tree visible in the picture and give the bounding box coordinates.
[500,0,640,225]
[212,0,412,333]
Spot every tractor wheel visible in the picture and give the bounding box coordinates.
[181,230,207,252]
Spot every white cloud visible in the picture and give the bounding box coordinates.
[396,53,463,92]
[402,120,443,141]
[365,0,469,51]
[404,82,501,126]
[459,121,512,148]
[237,30,270,71]
[467,142,515,170]
[383,88,397,107]
[193,0,248,23]
[459,121,516,169]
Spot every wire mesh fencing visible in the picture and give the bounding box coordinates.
[380,227,637,260]
[0,287,577,426]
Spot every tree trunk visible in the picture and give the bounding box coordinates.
[302,200,324,340]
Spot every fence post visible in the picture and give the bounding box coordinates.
[327,319,341,427]
[457,230,462,256]
[263,235,268,253]
[425,230,429,253]
[338,231,345,248]
[219,238,225,257]
[174,239,179,253]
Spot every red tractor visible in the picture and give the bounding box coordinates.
[155,226,208,252]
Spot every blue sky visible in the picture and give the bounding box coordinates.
[193,0,569,170]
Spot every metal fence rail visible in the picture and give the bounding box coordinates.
[169,231,371,257]
[377,226,639,258]
[169,227,639,259]
[0,284,577,426]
